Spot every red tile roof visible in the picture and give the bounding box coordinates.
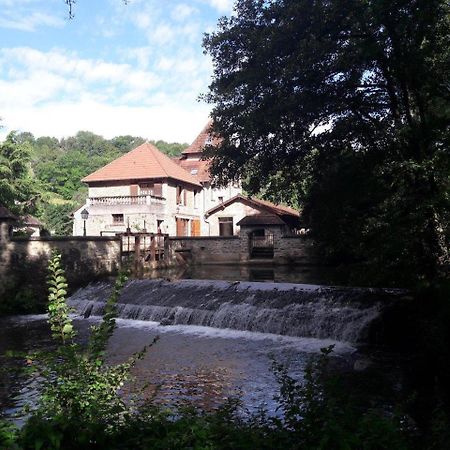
[176,158,211,183]
[182,120,220,155]
[82,142,201,187]
[205,194,300,218]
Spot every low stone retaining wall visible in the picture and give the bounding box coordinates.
[169,233,317,265]
[169,236,241,264]
[0,234,121,311]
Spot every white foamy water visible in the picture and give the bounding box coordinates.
[69,279,393,343]
[112,317,355,354]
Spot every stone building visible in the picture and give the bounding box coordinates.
[73,122,300,237]
[204,194,300,236]
[73,142,204,236]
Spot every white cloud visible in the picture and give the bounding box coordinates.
[0,47,161,99]
[122,47,153,69]
[172,4,197,21]
[0,100,210,143]
[0,46,211,142]
[0,0,225,143]
[151,23,175,45]
[0,11,65,31]
[206,0,234,13]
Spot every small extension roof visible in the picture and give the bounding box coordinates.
[236,214,287,227]
[18,215,43,227]
[82,142,201,187]
[205,194,299,218]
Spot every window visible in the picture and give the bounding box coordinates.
[140,183,153,195]
[194,190,199,208]
[140,183,163,196]
[130,184,138,196]
[112,214,124,224]
[176,186,187,205]
[153,183,163,197]
[219,217,233,236]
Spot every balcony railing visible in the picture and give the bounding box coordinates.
[88,195,166,206]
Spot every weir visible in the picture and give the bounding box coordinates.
[68,279,404,344]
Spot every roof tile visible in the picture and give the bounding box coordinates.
[205,194,299,218]
[182,120,220,155]
[82,142,201,186]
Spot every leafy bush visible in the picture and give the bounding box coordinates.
[16,251,155,449]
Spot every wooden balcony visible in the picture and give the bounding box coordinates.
[88,195,165,206]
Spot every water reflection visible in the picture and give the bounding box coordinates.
[140,264,341,285]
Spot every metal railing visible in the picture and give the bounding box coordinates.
[251,234,274,248]
[88,195,166,206]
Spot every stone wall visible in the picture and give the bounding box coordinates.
[275,235,319,264]
[0,231,122,311]
[169,236,241,264]
[169,232,317,265]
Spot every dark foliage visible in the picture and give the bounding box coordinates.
[203,0,450,286]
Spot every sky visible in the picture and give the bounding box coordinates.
[0,0,234,143]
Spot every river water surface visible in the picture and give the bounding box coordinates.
[0,313,355,421]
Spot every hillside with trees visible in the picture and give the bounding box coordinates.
[0,130,188,235]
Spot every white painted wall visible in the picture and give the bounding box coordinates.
[206,201,266,236]
[74,180,204,237]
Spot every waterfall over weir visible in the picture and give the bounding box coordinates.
[68,279,402,344]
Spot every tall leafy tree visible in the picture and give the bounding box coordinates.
[203,0,450,285]
[0,132,38,215]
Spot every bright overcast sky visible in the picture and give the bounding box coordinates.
[0,0,234,143]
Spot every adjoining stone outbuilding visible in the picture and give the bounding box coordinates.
[204,194,301,236]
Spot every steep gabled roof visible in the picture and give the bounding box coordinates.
[182,120,220,155]
[205,194,300,218]
[82,142,201,187]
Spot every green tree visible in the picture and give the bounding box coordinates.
[0,132,38,215]
[203,0,450,285]
[110,135,146,154]
[38,202,74,236]
[150,139,188,157]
